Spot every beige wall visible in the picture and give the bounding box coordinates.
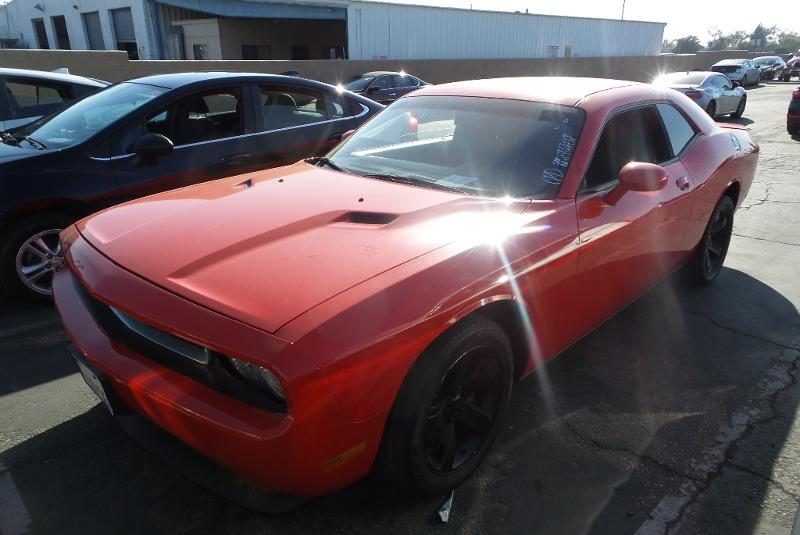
[0,48,762,86]
[217,19,346,60]
[175,19,223,60]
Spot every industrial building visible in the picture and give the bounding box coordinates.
[0,0,665,61]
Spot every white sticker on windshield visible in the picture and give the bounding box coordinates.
[552,133,577,168]
[542,168,564,185]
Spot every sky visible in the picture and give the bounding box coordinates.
[374,0,798,42]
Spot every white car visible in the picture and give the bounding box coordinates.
[0,68,108,132]
[655,71,747,118]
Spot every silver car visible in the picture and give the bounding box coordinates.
[710,59,760,87]
[654,71,747,118]
[0,68,108,132]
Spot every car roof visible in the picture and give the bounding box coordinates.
[411,77,639,106]
[754,55,779,60]
[125,71,329,89]
[0,67,109,86]
[360,71,402,77]
[714,59,748,65]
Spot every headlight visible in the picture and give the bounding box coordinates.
[228,357,286,402]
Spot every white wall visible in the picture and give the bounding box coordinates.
[174,18,222,60]
[0,0,158,59]
[347,2,665,60]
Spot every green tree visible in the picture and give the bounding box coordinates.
[774,30,800,55]
[673,35,702,54]
[751,24,778,50]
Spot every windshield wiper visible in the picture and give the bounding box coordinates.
[21,136,47,150]
[306,156,349,173]
[363,173,469,194]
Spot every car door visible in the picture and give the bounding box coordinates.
[250,83,364,168]
[572,104,695,333]
[391,74,420,99]
[713,75,738,114]
[110,84,259,200]
[365,75,394,103]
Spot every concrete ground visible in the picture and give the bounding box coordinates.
[1,83,799,535]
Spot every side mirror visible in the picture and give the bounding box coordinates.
[731,80,740,88]
[605,162,668,205]
[340,129,355,141]
[133,133,173,163]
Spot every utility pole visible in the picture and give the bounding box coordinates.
[621,0,626,20]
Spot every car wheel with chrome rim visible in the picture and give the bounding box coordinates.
[0,214,71,300]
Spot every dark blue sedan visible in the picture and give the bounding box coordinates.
[0,72,382,299]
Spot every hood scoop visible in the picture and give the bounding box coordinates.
[337,211,398,225]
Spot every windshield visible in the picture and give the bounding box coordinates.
[344,77,374,91]
[656,72,707,85]
[14,82,167,149]
[327,96,585,199]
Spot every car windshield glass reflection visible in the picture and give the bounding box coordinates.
[14,82,167,150]
[328,96,586,199]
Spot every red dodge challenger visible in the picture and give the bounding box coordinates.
[53,77,758,508]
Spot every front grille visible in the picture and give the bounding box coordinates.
[72,275,286,413]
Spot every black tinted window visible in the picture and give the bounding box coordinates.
[584,106,671,190]
[371,76,392,90]
[392,75,418,88]
[656,103,697,156]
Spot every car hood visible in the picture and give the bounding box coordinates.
[78,162,530,333]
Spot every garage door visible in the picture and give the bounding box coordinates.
[82,11,104,50]
[111,8,136,43]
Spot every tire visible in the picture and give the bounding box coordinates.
[706,100,717,118]
[687,196,735,285]
[377,315,514,497]
[0,213,72,301]
[783,74,791,82]
[789,125,800,137]
[731,95,746,119]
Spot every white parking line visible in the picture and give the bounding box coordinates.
[0,462,32,535]
[635,349,800,534]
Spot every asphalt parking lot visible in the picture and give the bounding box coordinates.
[1,81,799,535]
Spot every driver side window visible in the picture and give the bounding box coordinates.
[583,106,672,191]
[112,87,243,156]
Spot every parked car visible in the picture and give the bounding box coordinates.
[711,59,760,87]
[789,87,800,136]
[0,72,382,299]
[753,56,786,81]
[654,71,747,118]
[782,58,800,82]
[54,77,758,507]
[344,71,429,104]
[0,67,108,132]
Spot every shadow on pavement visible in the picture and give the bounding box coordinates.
[1,268,798,534]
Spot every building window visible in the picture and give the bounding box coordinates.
[192,44,208,60]
[110,8,138,59]
[51,15,71,49]
[242,45,271,60]
[32,18,49,49]
[291,45,309,60]
[82,11,104,50]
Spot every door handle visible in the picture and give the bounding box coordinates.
[388,93,397,97]
[676,176,691,191]
[223,153,252,166]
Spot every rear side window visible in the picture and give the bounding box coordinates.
[259,87,328,131]
[656,103,697,156]
[584,106,671,190]
[5,78,74,117]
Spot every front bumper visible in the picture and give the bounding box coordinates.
[53,233,386,499]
